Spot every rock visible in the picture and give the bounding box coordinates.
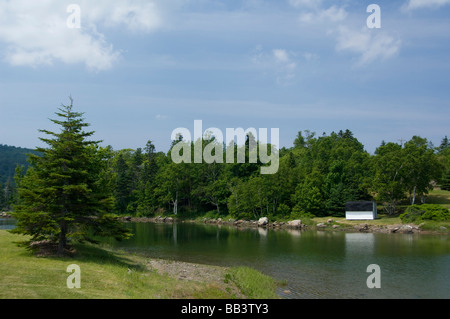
[258,217,269,227]
[356,224,369,232]
[390,224,414,234]
[165,217,174,223]
[327,219,334,224]
[316,223,327,228]
[398,225,413,233]
[332,225,340,229]
[287,220,302,228]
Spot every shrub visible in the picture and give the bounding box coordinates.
[400,204,450,223]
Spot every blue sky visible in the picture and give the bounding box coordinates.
[0,0,449,154]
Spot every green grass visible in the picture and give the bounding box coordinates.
[427,188,450,209]
[0,230,277,299]
[225,266,280,299]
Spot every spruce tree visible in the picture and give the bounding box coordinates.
[11,98,131,254]
[0,178,4,210]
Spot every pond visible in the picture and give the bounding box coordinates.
[106,222,450,299]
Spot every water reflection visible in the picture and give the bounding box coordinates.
[345,233,375,256]
[102,222,450,298]
[0,218,16,230]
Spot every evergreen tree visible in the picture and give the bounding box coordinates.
[11,99,131,254]
[114,152,133,213]
[437,136,450,191]
[0,178,4,210]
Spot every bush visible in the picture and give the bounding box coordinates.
[400,204,450,223]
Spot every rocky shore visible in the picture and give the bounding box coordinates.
[1,212,12,218]
[121,215,436,234]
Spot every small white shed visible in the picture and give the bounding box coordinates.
[345,201,377,220]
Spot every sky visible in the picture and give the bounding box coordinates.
[0,0,449,154]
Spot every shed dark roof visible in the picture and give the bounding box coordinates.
[345,201,374,212]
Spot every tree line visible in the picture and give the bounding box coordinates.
[4,110,450,219]
[0,144,38,211]
[106,130,449,220]
[7,101,450,254]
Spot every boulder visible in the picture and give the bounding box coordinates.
[397,224,413,233]
[389,224,414,234]
[258,217,269,227]
[316,223,327,228]
[287,220,302,228]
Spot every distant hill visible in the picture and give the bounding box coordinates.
[0,144,38,185]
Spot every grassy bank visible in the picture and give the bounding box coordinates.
[0,230,279,299]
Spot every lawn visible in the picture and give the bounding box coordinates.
[0,230,278,299]
[427,188,450,209]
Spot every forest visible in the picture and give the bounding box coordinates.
[0,144,36,210]
[4,130,449,220]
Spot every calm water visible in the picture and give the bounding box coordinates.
[106,222,450,299]
[3,218,449,298]
[0,218,16,230]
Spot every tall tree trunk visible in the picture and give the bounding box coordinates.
[411,185,417,205]
[173,191,178,215]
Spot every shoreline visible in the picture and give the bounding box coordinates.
[121,216,449,235]
[0,229,279,299]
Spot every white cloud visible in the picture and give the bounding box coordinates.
[299,5,348,23]
[273,49,290,63]
[252,47,297,85]
[335,26,401,66]
[0,0,163,71]
[403,0,450,11]
[273,49,297,84]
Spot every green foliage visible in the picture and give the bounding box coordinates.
[371,136,442,215]
[437,137,450,191]
[400,204,450,223]
[441,170,450,191]
[11,99,131,254]
[0,145,40,210]
[0,144,38,185]
[4,109,446,222]
[291,178,324,217]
